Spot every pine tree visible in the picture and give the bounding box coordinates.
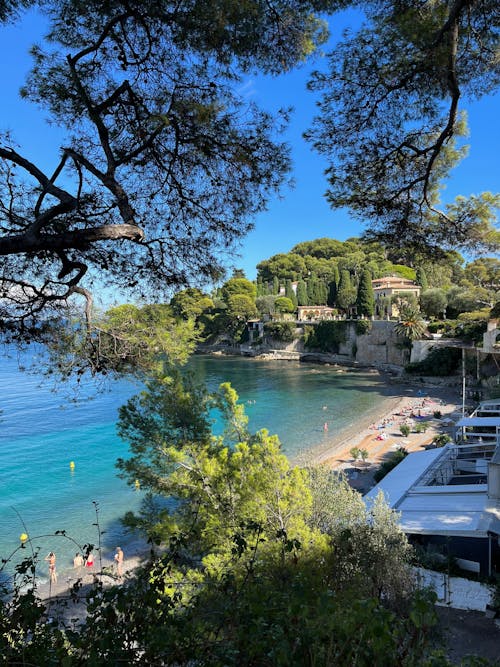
[356,270,375,317]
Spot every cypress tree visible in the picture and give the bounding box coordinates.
[356,269,375,317]
[285,279,298,307]
[332,263,340,287]
[337,270,356,313]
[416,266,428,291]
[296,280,308,306]
[318,280,328,305]
[327,279,337,307]
[272,276,280,295]
[307,274,317,304]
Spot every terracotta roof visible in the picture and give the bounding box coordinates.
[372,276,418,288]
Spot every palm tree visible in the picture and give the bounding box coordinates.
[393,306,426,342]
[393,306,426,363]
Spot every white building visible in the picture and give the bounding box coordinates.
[366,437,500,576]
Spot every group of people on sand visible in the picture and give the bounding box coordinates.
[45,546,124,584]
[73,550,95,571]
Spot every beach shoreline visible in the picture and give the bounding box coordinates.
[294,392,406,465]
[302,380,464,492]
[292,371,464,465]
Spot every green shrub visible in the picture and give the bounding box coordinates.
[304,321,348,353]
[414,422,428,433]
[373,448,408,483]
[264,321,295,343]
[355,319,372,336]
[406,347,461,376]
[454,319,488,344]
[399,424,410,437]
[427,321,445,334]
[432,433,452,447]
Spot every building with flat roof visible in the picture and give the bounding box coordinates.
[296,305,337,321]
[365,439,500,575]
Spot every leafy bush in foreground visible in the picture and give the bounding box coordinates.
[0,376,446,666]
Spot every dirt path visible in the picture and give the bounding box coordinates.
[434,607,500,664]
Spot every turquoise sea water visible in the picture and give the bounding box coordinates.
[0,351,395,580]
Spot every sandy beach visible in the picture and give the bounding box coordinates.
[304,379,464,493]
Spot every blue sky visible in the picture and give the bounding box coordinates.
[1,9,499,288]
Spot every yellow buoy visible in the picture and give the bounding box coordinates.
[20,533,28,543]
[134,479,140,489]
[69,461,75,470]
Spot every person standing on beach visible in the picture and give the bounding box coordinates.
[44,551,57,584]
[73,552,84,570]
[114,546,124,579]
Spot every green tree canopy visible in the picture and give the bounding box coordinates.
[226,293,258,321]
[42,302,199,378]
[170,288,214,320]
[446,285,495,317]
[356,269,375,317]
[416,266,429,291]
[336,269,356,312]
[255,294,278,317]
[420,288,448,319]
[285,279,298,307]
[296,279,308,306]
[306,1,500,255]
[256,252,307,282]
[0,0,335,341]
[274,296,295,313]
[291,237,347,259]
[221,277,257,303]
[463,257,500,290]
[1,369,442,664]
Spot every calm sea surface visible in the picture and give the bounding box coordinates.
[0,351,393,579]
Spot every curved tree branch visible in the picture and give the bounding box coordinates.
[0,223,144,255]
